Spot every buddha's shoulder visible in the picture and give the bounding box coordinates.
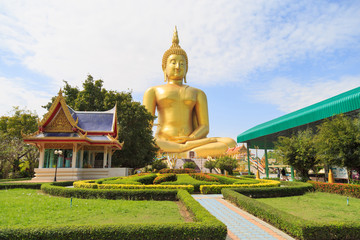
[145,84,206,94]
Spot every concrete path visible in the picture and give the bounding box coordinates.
[192,194,295,240]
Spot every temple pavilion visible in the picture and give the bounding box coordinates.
[23,90,129,181]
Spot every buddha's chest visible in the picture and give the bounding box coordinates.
[156,87,196,108]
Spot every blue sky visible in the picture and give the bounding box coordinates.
[1,0,360,144]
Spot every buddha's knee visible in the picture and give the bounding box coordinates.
[216,137,236,147]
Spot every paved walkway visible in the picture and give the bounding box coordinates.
[192,194,295,240]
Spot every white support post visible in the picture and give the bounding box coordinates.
[80,149,84,168]
[103,147,108,168]
[108,151,112,168]
[38,144,45,169]
[72,144,77,168]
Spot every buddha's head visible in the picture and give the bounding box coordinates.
[162,27,188,82]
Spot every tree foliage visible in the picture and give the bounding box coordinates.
[204,160,216,173]
[315,114,360,173]
[43,75,158,169]
[274,129,319,180]
[215,156,238,175]
[183,161,197,169]
[0,107,39,178]
[151,159,168,172]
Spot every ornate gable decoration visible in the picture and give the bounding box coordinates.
[45,108,73,132]
[39,90,80,133]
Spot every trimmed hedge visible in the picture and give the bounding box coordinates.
[161,174,219,192]
[98,173,158,185]
[42,182,178,200]
[153,173,177,184]
[222,188,360,240]
[233,182,313,198]
[159,168,196,174]
[74,180,194,193]
[209,174,259,184]
[0,183,227,239]
[309,181,360,198]
[0,182,43,190]
[200,179,280,194]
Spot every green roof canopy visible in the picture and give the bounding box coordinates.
[237,87,360,148]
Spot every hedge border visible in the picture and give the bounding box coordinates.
[0,183,226,240]
[0,182,43,190]
[222,187,360,240]
[200,179,280,194]
[74,180,194,193]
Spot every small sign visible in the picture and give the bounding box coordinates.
[331,167,348,179]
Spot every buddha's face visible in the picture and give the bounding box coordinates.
[165,54,186,81]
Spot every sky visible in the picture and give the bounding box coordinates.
[1,0,360,145]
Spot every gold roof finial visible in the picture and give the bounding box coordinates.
[58,89,63,96]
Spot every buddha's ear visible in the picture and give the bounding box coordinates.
[164,72,168,82]
[184,75,187,83]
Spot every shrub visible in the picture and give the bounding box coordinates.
[183,161,197,169]
[189,173,219,182]
[309,181,360,198]
[215,156,238,175]
[153,173,177,184]
[159,168,196,174]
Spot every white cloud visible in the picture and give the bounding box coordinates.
[0,77,51,116]
[0,0,359,94]
[255,75,360,113]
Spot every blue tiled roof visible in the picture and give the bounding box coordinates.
[37,132,80,137]
[68,106,115,132]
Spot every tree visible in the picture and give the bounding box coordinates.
[215,156,238,175]
[0,107,39,178]
[204,160,216,173]
[151,160,167,172]
[43,75,158,170]
[183,161,197,169]
[315,114,360,174]
[274,129,319,181]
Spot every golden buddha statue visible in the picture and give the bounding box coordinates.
[143,27,236,158]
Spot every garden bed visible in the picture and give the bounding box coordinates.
[222,183,360,240]
[0,182,227,240]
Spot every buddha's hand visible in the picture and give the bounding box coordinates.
[169,136,195,144]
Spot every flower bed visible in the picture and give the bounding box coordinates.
[188,173,219,182]
[309,181,360,198]
[153,173,177,184]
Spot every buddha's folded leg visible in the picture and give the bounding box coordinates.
[190,138,236,157]
[155,138,217,153]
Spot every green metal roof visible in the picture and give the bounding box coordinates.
[237,87,360,144]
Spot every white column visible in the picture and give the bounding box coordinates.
[72,144,77,168]
[38,145,45,169]
[108,151,112,168]
[80,149,84,168]
[103,147,108,168]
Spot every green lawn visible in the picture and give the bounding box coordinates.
[257,192,360,223]
[0,189,187,227]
